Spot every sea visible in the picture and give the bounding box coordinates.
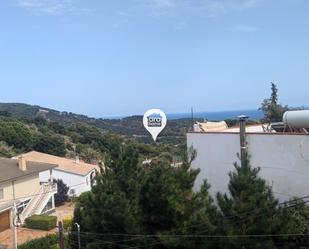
[167,109,263,121]
[103,109,264,121]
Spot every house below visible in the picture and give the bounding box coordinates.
[0,157,57,232]
[14,151,100,197]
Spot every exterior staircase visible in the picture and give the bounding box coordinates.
[19,182,57,224]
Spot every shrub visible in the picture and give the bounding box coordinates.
[18,235,70,249]
[54,179,69,206]
[25,215,57,231]
[63,216,73,231]
[0,141,15,158]
[18,234,58,249]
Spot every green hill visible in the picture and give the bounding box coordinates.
[0,102,195,145]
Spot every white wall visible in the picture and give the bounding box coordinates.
[40,169,94,196]
[187,133,309,201]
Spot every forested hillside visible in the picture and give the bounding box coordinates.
[0,103,198,145]
[0,103,189,162]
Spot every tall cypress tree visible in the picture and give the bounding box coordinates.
[270,82,278,105]
[259,82,289,122]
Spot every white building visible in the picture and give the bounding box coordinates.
[187,123,309,201]
[14,151,100,197]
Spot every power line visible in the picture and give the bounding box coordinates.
[70,231,309,239]
[77,233,141,249]
[155,195,309,237]
[71,195,309,244]
[5,179,309,243]
[72,231,165,249]
[0,182,86,204]
[148,194,309,235]
[71,232,147,244]
[226,199,309,227]
[216,194,309,221]
[71,231,309,249]
[66,230,309,249]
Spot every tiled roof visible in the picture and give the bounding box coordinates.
[14,151,100,176]
[0,157,57,183]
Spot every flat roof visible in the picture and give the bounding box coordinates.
[189,123,309,136]
[187,131,309,136]
[0,158,57,183]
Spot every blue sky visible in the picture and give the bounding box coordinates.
[0,0,308,117]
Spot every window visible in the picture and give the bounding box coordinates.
[17,199,31,215]
[0,189,3,199]
[41,197,53,214]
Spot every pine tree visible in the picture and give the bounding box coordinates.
[175,180,221,249]
[139,148,219,249]
[216,153,281,249]
[73,143,219,249]
[72,144,143,249]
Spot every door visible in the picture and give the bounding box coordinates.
[0,210,10,232]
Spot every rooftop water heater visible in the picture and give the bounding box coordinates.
[283,110,309,129]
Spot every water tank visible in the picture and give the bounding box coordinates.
[283,110,309,128]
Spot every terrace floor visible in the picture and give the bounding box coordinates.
[0,202,75,249]
[0,227,55,249]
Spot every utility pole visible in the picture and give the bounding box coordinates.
[238,115,248,167]
[12,180,17,249]
[58,221,65,249]
[12,202,18,249]
[75,223,81,249]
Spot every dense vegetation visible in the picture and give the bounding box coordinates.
[0,103,196,145]
[0,101,254,164]
[0,113,184,163]
[6,83,309,248]
[0,102,257,147]
[65,84,307,248]
[18,234,70,249]
[18,234,59,249]
[0,102,197,162]
[70,142,309,249]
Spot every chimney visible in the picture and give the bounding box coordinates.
[238,115,249,167]
[18,156,27,171]
[75,156,80,164]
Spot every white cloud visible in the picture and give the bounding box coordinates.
[16,0,92,15]
[132,0,266,17]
